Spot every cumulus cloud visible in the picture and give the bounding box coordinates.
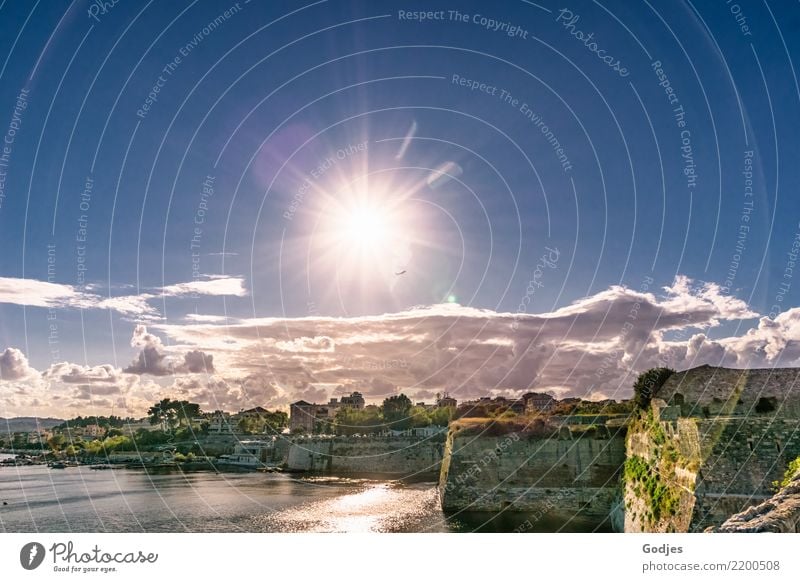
[123,325,215,376]
[5,275,799,417]
[0,347,37,381]
[148,275,765,403]
[42,362,122,385]
[182,350,215,373]
[124,325,172,376]
[167,375,276,411]
[1,352,162,418]
[275,336,335,352]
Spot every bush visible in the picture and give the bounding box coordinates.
[633,368,675,409]
[773,456,800,490]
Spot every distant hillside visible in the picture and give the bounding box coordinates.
[0,417,65,434]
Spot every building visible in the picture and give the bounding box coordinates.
[236,406,270,419]
[120,420,155,437]
[289,401,316,433]
[219,439,275,467]
[523,392,556,413]
[436,393,457,408]
[339,391,365,410]
[290,392,367,433]
[493,397,526,414]
[26,430,52,445]
[209,410,234,434]
[312,405,337,433]
[83,424,104,438]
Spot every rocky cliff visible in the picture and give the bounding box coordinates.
[714,466,800,532]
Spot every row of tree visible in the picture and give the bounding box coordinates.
[147,399,202,430]
[309,394,454,435]
[52,415,136,431]
[146,398,287,434]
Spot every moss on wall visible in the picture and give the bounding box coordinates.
[623,406,698,532]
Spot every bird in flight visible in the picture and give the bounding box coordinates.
[395,270,407,276]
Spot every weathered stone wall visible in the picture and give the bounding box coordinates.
[438,425,626,527]
[659,365,800,418]
[690,416,800,528]
[624,409,701,533]
[624,367,800,532]
[283,436,443,476]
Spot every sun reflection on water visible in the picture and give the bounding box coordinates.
[251,482,443,533]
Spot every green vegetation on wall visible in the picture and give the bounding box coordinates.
[624,408,686,529]
[773,455,800,490]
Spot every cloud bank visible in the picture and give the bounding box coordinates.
[4,276,800,417]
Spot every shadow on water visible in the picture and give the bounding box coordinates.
[444,510,615,533]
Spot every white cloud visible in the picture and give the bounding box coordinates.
[124,325,215,376]
[160,276,247,298]
[42,362,122,385]
[185,314,234,323]
[0,347,38,381]
[0,277,83,309]
[275,336,335,352]
[0,275,246,319]
[4,275,797,417]
[150,275,765,404]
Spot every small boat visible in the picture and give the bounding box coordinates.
[49,462,67,469]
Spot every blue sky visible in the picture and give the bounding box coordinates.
[1,0,799,416]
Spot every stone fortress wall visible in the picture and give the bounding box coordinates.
[282,436,443,476]
[625,365,800,532]
[438,421,627,530]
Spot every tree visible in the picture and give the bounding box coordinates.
[429,406,453,427]
[263,410,288,433]
[409,406,432,428]
[238,416,259,435]
[633,367,675,409]
[148,398,174,430]
[313,419,334,435]
[132,428,170,448]
[147,399,202,429]
[12,433,26,449]
[334,406,384,436]
[47,434,66,452]
[102,435,133,452]
[173,401,201,427]
[382,394,413,430]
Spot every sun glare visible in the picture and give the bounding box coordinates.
[341,206,389,248]
[311,177,437,293]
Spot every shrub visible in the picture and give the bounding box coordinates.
[773,456,800,490]
[633,368,675,409]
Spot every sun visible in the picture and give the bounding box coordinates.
[310,177,431,292]
[340,205,390,249]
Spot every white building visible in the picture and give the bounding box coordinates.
[218,439,275,467]
[209,410,234,434]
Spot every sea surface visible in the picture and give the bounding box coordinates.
[0,455,607,533]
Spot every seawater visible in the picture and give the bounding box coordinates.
[0,464,609,533]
